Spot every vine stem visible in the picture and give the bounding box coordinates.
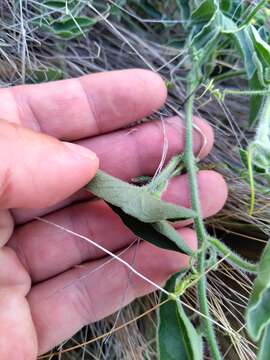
[208,236,258,273]
[184,71,222,360]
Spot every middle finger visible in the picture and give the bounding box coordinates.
[12,115,213,224]
[8,170,227,283]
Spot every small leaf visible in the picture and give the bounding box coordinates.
[51,16,96,39]
[43,0,73,9]
[30,67,63,83]
[52,16,96,32]
[246,240,270,341]
[109,204,193,255]
[158,274,203,360]
[87,170,195,223]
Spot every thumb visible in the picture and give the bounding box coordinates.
[0,120,99,209]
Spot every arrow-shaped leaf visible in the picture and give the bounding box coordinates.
[87,170,196,223]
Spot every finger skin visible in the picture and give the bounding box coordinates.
[0,210,13,247]
[0,120,99,209]
[12,115,214,224]
[0,247,37,360]
[1,69,167,140]
[28,231,197,355]
[9,170,227,283]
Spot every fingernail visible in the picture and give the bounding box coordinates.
[63,142,98,161]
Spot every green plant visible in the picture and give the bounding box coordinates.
[84,1,270,359]
[2,0,270,358]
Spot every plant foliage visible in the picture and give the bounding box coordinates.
[86,0,270,358]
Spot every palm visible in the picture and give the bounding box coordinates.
[0,70,227,359]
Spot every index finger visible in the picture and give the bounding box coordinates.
[0,69,167,141]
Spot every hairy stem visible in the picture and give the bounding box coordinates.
[247,146,255,216]
[208,236,258,273]
[184,71,222,360]
[213,69,246,84]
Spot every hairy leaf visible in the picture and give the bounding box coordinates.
[246,240,270,341]
[257,323,270,360]
[87,170,195,223]
[109,204,193,255]
[158,274,203,360]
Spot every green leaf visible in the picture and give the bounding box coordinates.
[249,71,265,126]
[235,29,257,80]
[51,16,96,39]
[30,67,63,83]
[224,23,256,80]
[43,0,72,9]
[257,323,270,360]
[191,0,218,23]
[191,11,220,50]
[250,25,270,84]
[220,0,231,13]
[152,221,193,255]
[246,240,270,341]
[158,274,203,360]
[86,170,196,223]
[109,204,193,255]
[52,16,96,31]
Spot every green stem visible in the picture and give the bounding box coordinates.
[184,71,222,360]
[224,89,270,97]
[212,69,246,84]
[247,147,255,216]
[208,237,258,273]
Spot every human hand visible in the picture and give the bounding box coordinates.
[0,69,227,358]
